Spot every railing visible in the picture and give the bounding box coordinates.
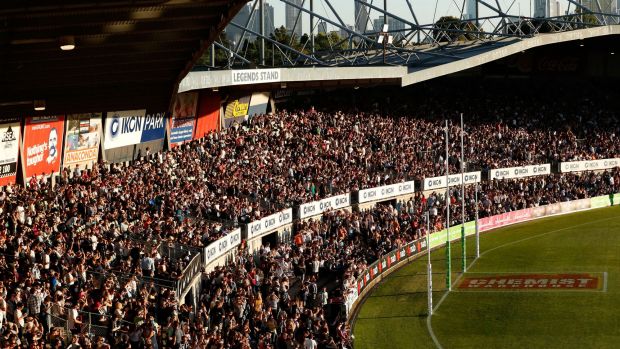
[176,251,203,296]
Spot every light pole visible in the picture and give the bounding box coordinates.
[377,24,393,65]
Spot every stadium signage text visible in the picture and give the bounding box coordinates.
[203,229,241,265]
[245,208,293,240]
[458,273,602,291]
[423,172,481,191]
[231,69,281,86]
[489,164,551,180]
[560,158,620,173]
[358,181,416,203]
[299,193,350,219]
[104,110,166,149]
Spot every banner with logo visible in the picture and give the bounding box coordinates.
[298,193,351,219]
[64,113,102,170]
[104,110,166,149]
[247,92,270,116]
[559,158,620,173]
[489,164,551,180]
[170,92,198,146]
[0,118,21,187]
[423,172,481,191]
[203,229,242,266]
[22,116,65,180]
[358,181,415,204]
[245,208,293,240]
[223,95,251,129]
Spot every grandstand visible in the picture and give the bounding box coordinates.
[0,1,619,348]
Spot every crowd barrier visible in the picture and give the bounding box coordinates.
[345,192,620,321]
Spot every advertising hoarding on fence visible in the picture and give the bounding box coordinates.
[298,193,350,219]
[489,164,551,180]
[423,172,481,191]
[22,115,65,180]
[64,113,101,170]
[231,69,281,86]
[0,118,20,187]
[358,181,415,203]
[245,208,293,240]
[348,194,618,318]
[353,237,427,306]
[203,229,241,265]
[104,110,166,149]
[170,92,198,146]
[559,158,620,173]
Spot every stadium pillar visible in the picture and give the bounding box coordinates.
[445,120,452,291]
[461,113,466,272]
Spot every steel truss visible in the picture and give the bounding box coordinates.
[201,0,620,68]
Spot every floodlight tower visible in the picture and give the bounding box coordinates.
[377,24,393,65]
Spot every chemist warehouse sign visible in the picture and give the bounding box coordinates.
[103,110,166,149]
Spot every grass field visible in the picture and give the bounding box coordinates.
[353,205,620,349]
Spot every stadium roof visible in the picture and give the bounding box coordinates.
[0,0,248,116]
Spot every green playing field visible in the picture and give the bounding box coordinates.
[353,205,620,349]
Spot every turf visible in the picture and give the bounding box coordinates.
[353,205,620,349]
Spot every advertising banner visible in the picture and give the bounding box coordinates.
[223,95,251,129]
[428,221,477,249]
[358,181,415,203]
[170,92,198,146]
[298,193,351,219]
[489,164,551,180]
[590,194,617,209]
[64,113,102,170]
[245,208,293,240]
[423,172,481,191]
[103,109,164,149]
[22,115,65,180]
[559,158,620,173]
[478,209,533,233]
[203,229,242,266]
[231,68,281,86]
[0,118,20,187]
[194,92,220,140]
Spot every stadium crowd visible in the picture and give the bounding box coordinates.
[0,104,618,348]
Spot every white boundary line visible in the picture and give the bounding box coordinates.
[426,214,620,349]
[603,272,608,293]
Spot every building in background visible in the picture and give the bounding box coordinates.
[285,0,303,38]
[318,21,328,35]
[227,2,275,43]
[373,16,406,38]
[533,0,561,18]
[464,0,478,20]
[354,1,370,33]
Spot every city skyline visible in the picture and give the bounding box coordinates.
[226,0,617,43]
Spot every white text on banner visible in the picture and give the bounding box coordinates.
[560,158,620,173]
[245,208,293,240]
[489,164,550,180]
[358,181,415,203]
[423,172,481,191]
[299,193,350,219]
[203,229,241,265]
